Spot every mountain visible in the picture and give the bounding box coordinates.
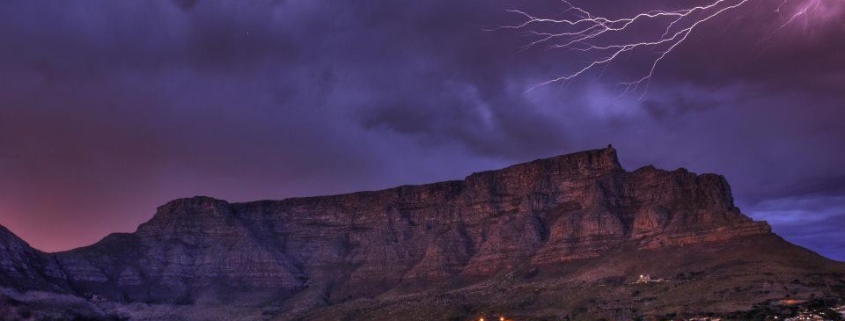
[0,146,842,321]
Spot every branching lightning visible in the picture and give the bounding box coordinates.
[495,0,827,96]
[779,0,824,27]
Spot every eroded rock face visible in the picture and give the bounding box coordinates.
[0,146,771,306]
[0,226,67,292]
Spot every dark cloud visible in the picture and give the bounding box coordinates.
[746,196,845,261]
[0,0,842,263]
[172,0,199,11]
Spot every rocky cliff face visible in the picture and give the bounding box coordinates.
[2,146,816,320]
[0,226,69,293]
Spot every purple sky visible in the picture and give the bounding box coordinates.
[0,0,843,261]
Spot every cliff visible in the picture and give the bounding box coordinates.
[0,146,840,321]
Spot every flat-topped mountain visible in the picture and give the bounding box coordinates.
[0,146,842,321]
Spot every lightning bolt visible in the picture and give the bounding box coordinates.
[495,0,825,96]
[781,0,823,27]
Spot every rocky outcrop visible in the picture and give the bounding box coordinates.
[0,146,785,319]
[0,226,69,293]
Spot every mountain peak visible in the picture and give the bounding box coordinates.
[532,144,621,171]
[152,196,231,218]
[135,195,234,235]
[465,145,622,185]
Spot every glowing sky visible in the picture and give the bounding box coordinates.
[0,0,843,260]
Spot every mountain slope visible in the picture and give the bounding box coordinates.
[0,225,69,293]
[0,146,842,320]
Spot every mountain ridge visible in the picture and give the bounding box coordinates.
[0,146,842,321]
